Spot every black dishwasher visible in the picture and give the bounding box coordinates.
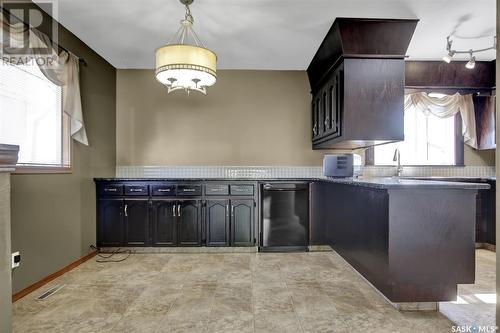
[261,183,309,252]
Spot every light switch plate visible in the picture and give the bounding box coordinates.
[12,252,20,268]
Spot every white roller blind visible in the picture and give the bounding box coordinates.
[0,61,65,167]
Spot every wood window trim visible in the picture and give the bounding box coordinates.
[13,165,72,174]
[12,104,73,175]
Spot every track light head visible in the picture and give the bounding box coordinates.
[465,51,475,69]
[442,50,455,63]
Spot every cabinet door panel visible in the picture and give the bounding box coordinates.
[124,200,149,246]
[321,90,328,134]
[231,200,255,246]
[312,97,321,140]
[333,69,343,138]
[206,200,230,246]
[178,200,202,246]
[152,200,177,246]
[98,199,124,247]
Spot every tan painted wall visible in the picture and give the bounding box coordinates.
[0,173,12,331]
[464,145,495,166]
[117,69,493,167]
[117,70,335,166]
[9,5,116,293]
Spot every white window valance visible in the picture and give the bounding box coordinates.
[404,92,477,149]
[0,14,88,145]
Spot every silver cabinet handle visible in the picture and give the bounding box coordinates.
[124,204,128,217]
[105,188,117,192]
[158,189,171,192]
[178,204,181,217]
[172,204,176,217]
[324,117,329,128]
[226,204,230,217]
[130,188,143,192]
[313,124,317,135]
[332,119,336,128]
[231,205,234,216]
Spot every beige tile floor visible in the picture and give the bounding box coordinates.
[13,250,486,333]
[440,249,496,329]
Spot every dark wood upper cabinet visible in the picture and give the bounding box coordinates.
[206,200,230,246]
[98,198,124,247]
[178,200,202,246]
[151,199,177,246]
[307,18,418,150]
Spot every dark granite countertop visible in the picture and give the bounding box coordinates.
[319,177,490,190]
[94,177,490,190]
[94,178,313,182]
[402,176,496,183]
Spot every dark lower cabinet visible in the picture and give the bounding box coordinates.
[475,181,496,245]
[231,200,255,246]
[178,200,202,246]
[206,200,230,246]
[95,181,258,248]
[151,200,177,246]
[98,199,124,247]
[124,200,149,245]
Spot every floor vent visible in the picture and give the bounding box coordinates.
[35,285,64,301]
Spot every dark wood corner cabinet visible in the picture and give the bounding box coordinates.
[95,180,257,248]
[307,18,418,149]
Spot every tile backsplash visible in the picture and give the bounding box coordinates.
[116,166,324,179]
[116,165,495,179]
[363,166,495,178]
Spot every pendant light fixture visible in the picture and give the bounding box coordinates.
[155,0,217,94]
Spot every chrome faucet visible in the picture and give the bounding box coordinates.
[393,148,403,177]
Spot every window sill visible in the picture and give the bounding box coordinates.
[13,166,72,174]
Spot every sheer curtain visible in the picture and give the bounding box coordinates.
[0,14,88,145]
[405,92,477,149]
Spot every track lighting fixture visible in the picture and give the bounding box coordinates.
[442,35,496,70]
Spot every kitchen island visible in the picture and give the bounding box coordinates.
[311,177,489,308]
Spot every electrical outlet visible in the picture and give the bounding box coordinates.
[12,252,20,268]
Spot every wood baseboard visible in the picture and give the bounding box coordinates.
[12,250,97,302]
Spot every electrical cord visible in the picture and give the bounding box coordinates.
[89,245,133,263]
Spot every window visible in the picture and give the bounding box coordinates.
[0,60,70,170]
[374,96,458,166]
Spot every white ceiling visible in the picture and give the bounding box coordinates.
[37,0,496,69]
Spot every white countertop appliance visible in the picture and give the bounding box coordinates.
[323,154,362,178]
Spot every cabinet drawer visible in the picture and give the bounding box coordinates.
[100,184,123,196]
[230,185,254,196]
[124,185,149,196]
[176,185,202,196]
[152,185,176,196]
[205,184,229,196]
